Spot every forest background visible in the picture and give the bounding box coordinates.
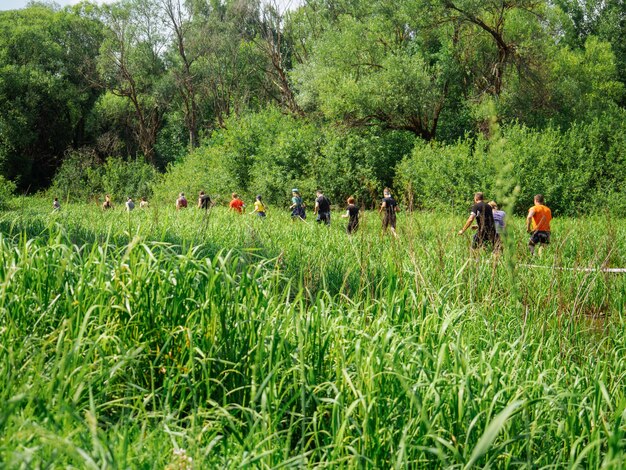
[1,0,625,215]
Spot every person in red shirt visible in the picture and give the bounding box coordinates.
[229,193,245,213]
[526,194,552,255]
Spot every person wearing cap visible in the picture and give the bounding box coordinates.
[290,189,306,221]
[125,197,135,211]
[176,192,188,210]
[250,195,266,217]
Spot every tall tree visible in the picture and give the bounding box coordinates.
[0,4,103,189]
[98,0,169,163]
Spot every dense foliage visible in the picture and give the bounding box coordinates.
[0,0,625,214]
[396,108,626,216]
[0,200,625,466]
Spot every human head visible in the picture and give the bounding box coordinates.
[180,192,184,197]
[383,188,391,197]
[54,197,58,201]
[488,201,498,210]
[199,191,204,196]
[534,194,544,204]
[474,192,484,202]
[347,196,355,204]
[141,197,146,201]
[292,188,299,195]
[127,197,131,201]
[256,195,262,201]
[316,190,323,196]
[232,192,238,199]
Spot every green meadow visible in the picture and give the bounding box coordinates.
[1,199,625,468]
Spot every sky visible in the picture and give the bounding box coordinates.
[0,0,301,11]
[0,0,115,10]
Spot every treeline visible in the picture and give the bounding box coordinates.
[1,0,625,213]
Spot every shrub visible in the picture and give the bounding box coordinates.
[0,174,16,209]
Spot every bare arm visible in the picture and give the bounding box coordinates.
[526,209,535,232]
[458,214,476,235]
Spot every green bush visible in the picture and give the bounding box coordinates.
[156,107,416,208]
[397,109,626,216]
[0,174,16,209]
[50,151,157,203]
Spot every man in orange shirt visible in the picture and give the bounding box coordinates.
[526,194,552,255]
[229,193,245,213]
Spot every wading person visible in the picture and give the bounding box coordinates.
[176,192,188,210]
[458,192,495,249]
[489,200,506,249]
[380,188,399,238]
[342,196,359,234]
[250,195,266,218]
[198,191,212,210]
[229,193,245,214]
[125,197,135,212]
[314,190,331,226]
[102,194,112,210]
[290,189,306,221]
[526,194,552,255]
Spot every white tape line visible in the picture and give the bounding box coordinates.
[519,264,626,273]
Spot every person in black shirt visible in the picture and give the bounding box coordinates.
[342,196,359,234]
[380,188,399,238]
[458,192,496,249]
[314,190,331,225]
[198,191,212,210]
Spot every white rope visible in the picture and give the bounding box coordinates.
[518,264,626,273]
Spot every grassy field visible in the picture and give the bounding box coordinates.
[1,198,625,468]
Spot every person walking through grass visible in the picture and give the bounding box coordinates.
[125,197,135,212]
[102,194,112,210]
[139,197,149,209]
[380,188,399,238]
[52,197,61,211]
[250,195,267,218]
[458,192,495,249]
[176,192,188,210]
[229,193,245,214]
[489,200,506,249]
[527,194,552,255]
[342,196,359,234]
[314,190,331,226]
[198,191,212,210]
[290,189,306,221]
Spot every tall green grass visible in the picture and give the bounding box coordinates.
[0,199,625,467]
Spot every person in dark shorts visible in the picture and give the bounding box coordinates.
[342,196,359,234]
[380,188,399,238]
[250,195,267,217]
[314,190,331,225]
[526,194,552,255]
[290,189,306,221]
[198,191,212,210]
[458,192,496,249]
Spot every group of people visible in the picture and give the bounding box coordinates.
[51,189,552,252]
[458,192,552,254]
[170,187,400,236]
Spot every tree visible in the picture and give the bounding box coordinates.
[98,0,169,163]
[0,4,103,189]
